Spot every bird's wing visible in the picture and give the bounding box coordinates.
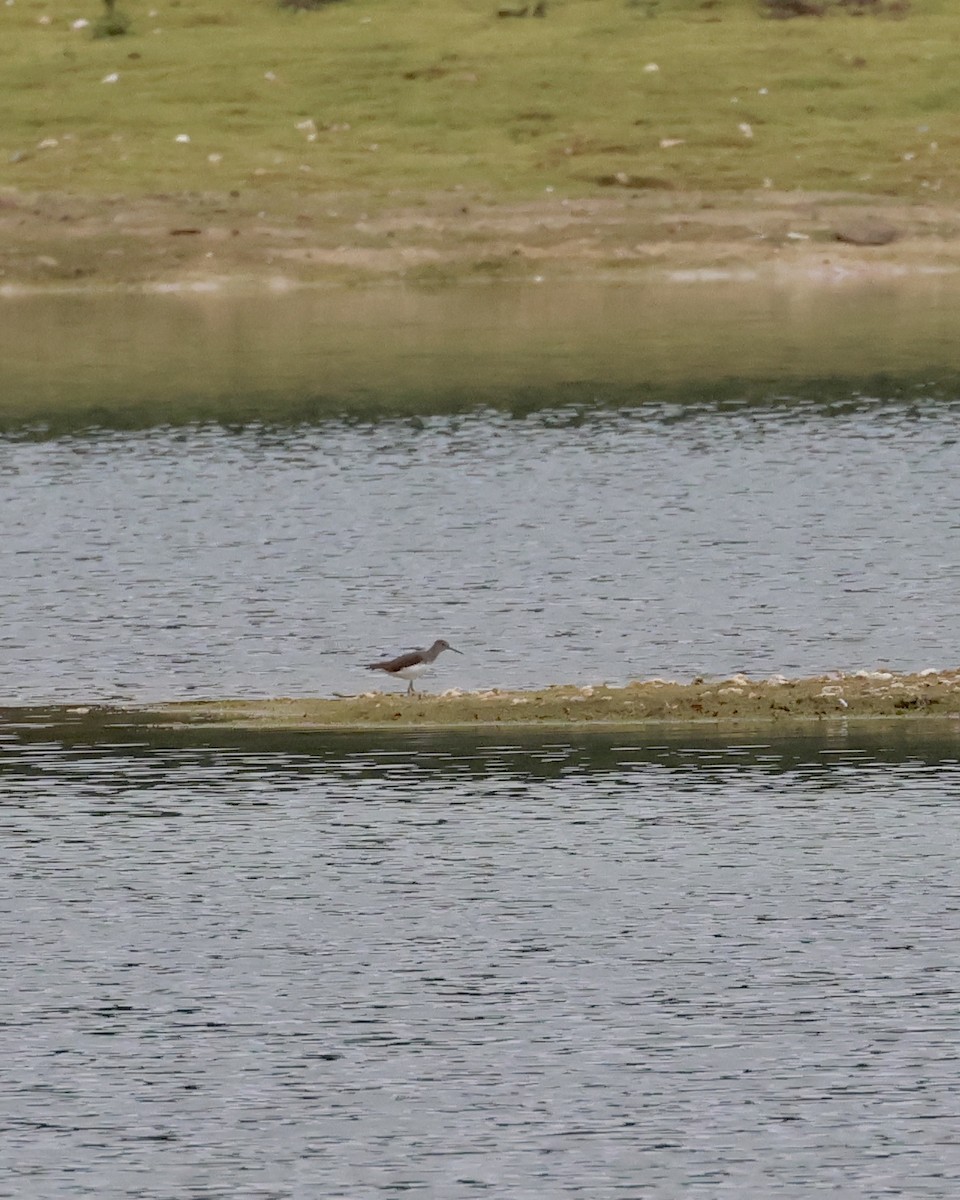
[367,649,422,671]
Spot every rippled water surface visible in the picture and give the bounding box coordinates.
[3,394,960,702]
[2,723,958,1198]
[3,283,960,1197]
[3,282,960,703]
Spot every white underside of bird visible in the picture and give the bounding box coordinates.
[391,662,428,682]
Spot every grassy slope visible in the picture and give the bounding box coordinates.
[2,0,959,204]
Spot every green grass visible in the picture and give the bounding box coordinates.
[2,0,959,201]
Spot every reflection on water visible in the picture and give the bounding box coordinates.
[1,726,958,1198]
[2,397,959,702]
[4,279,960,430]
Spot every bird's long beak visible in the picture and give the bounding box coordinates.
[449,645,463,654]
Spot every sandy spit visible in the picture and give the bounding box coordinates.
[104,669,960,732]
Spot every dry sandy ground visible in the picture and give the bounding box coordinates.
[3,188,960,292]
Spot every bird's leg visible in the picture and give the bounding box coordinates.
[407,680,415,695]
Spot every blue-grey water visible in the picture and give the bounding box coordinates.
[1,720,959,1199]
[2,281,960,703]
[3,282,960,1198]
[2,396,960,703]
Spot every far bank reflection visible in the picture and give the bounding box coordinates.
[4,277,960,432]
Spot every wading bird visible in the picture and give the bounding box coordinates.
[366,639,462,694]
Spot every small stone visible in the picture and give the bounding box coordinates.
[834,220,899,247]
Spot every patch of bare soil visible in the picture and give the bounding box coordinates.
[3,188,960,292]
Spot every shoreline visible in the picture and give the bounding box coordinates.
[4,189,960,296]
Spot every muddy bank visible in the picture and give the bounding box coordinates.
[94,669,960,732]
[3,190,960,294]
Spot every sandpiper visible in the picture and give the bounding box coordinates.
[366,639,462,694]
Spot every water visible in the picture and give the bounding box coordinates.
[2,281,960,1197]
[3,279,960,703]
[5,278,960,428]
[2,397,959,702]
[1,720,958,1198]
